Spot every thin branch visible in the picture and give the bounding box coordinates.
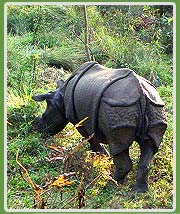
[16,149,36,189]
[83,5,91,61]
[60,172,103,209]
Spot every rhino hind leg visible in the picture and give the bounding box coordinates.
[135,138,154,192]
[134,123,166,192]
[113,148,132,184]
[147,123,167,153]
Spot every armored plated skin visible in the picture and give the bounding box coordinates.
[32,61,167,193]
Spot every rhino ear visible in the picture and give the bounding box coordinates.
[56,80,64,89]
[32,93,54,102]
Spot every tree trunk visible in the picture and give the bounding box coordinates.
[83,5,91,61]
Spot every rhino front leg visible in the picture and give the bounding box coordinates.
[77,127,109,155]
[135,139,154,192]
[89,139,110,156]
[113,148,132,184]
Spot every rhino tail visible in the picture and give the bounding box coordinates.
[138,95,148,146]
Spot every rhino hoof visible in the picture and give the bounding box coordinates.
[134,183,149,193]
[116,178,125,185]
[114,173,126,184]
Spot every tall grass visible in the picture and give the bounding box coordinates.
[6,5,174,210]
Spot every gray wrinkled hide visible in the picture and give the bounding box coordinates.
[64,61,166,155]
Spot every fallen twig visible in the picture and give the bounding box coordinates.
[16,149,75,209]
[16,149,36,190]
[60,172,103,209]
[55,117,89,138]
[70,133,94,153]
[16,149,46,208]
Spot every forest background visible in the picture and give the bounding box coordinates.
[6,4,174,210]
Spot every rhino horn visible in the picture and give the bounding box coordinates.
[32,92,54,102]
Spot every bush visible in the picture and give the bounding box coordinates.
[7,4,173,210]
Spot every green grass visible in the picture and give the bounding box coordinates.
[6,5,174,210]
[6,77,174,210]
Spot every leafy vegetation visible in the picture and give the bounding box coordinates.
[6,4,174,210]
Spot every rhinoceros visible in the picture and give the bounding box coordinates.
[32,61,167,192]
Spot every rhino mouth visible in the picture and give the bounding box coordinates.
[33,116,54,135]
[33,116,66,136]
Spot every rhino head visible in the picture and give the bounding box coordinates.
[32,80,68,135]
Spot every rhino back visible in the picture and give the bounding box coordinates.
[64,62,166,144]
[64,61,98,123]
[101,72,141,107]
[137,75,165,106]
[72,65,134,135]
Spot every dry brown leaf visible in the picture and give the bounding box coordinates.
[49,175,74,188]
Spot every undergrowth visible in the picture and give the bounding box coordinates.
[6,74,174,210]
[6,4,174,210]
